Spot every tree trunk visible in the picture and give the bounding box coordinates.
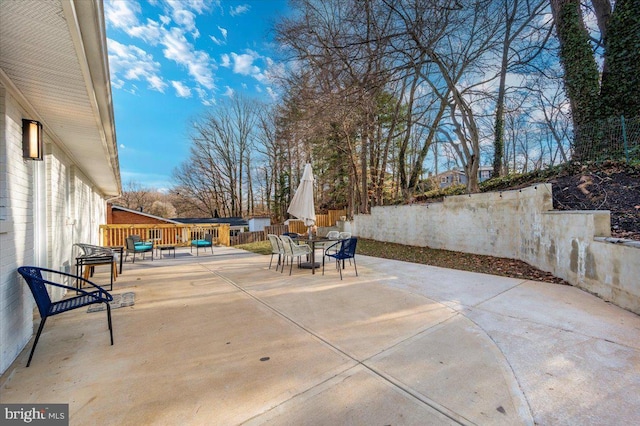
[550,0,600,132]
[599,0,640,118]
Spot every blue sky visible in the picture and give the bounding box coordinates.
[104,0,290,191]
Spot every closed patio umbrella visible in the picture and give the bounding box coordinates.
[288,163,316,235]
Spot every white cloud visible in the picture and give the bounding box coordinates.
[119,144,126,149]
[230,4,250,17]
[266,87,278,100]
[163,27,216,89]
[171,81,192,97]
[220,53,231,67]
[223,86,235,97]
[106,0,218,96]
[210,26,228,45]
[172,9,197,32]
[231,51,260,76]
[128,18,164,43]
[104,0,140,29]
[164,0,218,37]
[107,39,167,92]
[195,88,217,106]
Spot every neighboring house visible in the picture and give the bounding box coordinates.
[108,204,181,225]
[0,1,121,373]
[172,217,249,236]
[107,205,249,239]
[248,217,271,232]
[107,204,183,242]
[435,167,493,189]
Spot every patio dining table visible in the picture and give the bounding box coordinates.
[296,236,332,275]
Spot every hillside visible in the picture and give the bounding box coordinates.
[481,162,640,240]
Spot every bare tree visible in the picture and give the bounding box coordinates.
[175,96,259,217]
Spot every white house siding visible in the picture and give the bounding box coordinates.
[0,87,110,374]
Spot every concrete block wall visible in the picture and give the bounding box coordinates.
[353,184,640,314]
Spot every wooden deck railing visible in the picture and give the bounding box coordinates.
[100,224,231,247]
[101,209,346,248]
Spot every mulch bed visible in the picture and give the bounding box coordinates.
[549,163,640,240]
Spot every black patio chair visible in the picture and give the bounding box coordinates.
[17,266,114,367]
[322,237,358,280]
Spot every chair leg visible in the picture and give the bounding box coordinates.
[338,259,343,280]
[26,317,47,367]
[269,253,274,269]
[107,303,113,345]
[353,258,358,276]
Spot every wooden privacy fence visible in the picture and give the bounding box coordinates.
[230,225,289,246]
[230,231,266,246]
[288,209,347,234]
[100,224,231,247]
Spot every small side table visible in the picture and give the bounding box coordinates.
[156,244,176,258]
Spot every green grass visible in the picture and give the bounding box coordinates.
[235,240,272,255]
[235,238,565,283]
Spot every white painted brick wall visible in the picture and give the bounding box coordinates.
[0,88,35,373]
[1,89,112,373]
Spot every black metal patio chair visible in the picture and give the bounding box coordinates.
[322,237,358,280]
[17,266,114,367]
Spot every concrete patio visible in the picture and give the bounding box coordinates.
[1,246,639,425]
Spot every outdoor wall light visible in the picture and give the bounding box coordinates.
[22,119,43,160]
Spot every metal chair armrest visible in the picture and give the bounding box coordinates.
[31,267,113,302]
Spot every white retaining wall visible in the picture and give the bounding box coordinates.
[353,183,640,314]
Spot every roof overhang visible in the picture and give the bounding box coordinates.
[0,0,121,196]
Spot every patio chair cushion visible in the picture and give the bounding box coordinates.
[191,239,212,247]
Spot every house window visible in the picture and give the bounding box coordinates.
[440,177,447,183]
